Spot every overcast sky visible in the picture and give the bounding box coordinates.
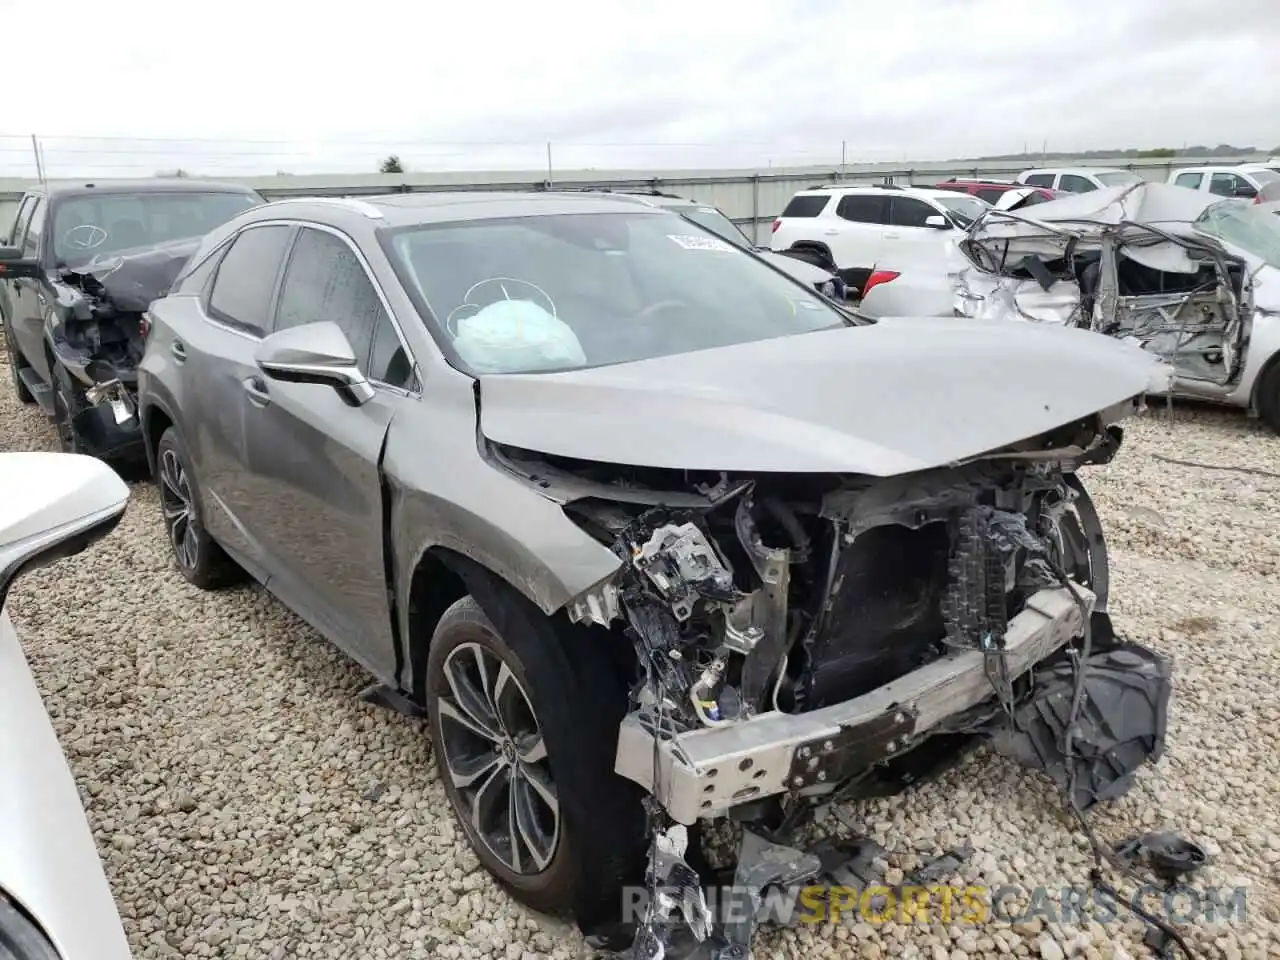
[1,0,1277,178]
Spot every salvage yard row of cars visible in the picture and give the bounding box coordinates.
[770,164,1280,435]
[0,171,1218,957]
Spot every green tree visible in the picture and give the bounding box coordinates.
[1136,148,1176,159]
[380,155,404,174]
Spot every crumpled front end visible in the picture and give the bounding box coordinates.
[46,241,194,458]
[524,415,1173,957]
[954,186,1251,393]
[563,430,1171,826]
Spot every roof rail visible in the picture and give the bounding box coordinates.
[266,196,385,219]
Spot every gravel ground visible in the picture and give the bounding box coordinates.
[2,340,1278,960]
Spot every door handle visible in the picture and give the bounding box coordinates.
[170,341,187,363]
[242,376,271,407]
[822,229,839,236]
[883,232,901,239]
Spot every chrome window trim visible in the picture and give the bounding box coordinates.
[198,217,421,396]
[264,197,386,219]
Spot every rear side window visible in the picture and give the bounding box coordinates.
[1175,172,1204,190]
[1058,174,1097,193]
[1024,173,1055,188]
[889,196,940,227]
[1209,173,1236,196]
[835,195,888,224]
[273,227,388,368]
[780,195,830,217]
[207,225,294,335]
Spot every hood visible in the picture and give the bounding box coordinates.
[477,317,1164,476]
[59,235,202,312]
[0,612,133,960]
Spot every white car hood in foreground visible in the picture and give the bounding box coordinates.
[0,610,132,960]
[478,317,1167,476]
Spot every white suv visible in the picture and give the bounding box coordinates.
[1167,164,1280,199]
[1016,167,1144,193]
[768,184,988,296]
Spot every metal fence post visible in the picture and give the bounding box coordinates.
[751,175,760,245]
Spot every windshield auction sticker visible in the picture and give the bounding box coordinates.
[667,234,735,252]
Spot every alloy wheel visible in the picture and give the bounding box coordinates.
[159,448,199,571]
[436,641,560,875]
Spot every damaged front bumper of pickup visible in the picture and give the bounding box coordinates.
[41,243,193,459]
[535,418,1173,958]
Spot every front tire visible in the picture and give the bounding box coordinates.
[5,333,34,404]
[156,426,244,589]
[425,594,646,926]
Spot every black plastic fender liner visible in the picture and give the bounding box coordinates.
[989,639,1172,811]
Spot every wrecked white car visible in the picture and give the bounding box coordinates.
[0,180,263,462]
[954,182,1280,433]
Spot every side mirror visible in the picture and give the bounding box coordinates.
[924,214,950,229]
[1234,184,1257,199]
[0,245,42,280]
[0,453,129,610]
[255,321,376,407]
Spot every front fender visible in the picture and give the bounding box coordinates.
[382,368,622,660]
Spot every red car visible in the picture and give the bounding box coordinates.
[934,178,1058,207]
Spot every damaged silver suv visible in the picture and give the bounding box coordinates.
[0,180,262,461]
[136,193,1174,953]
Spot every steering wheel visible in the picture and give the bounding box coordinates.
[445,277,558,337]
[633,299,691,322]
[63,224,108,250]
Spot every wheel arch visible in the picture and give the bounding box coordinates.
[140,399,176,479]
[785,240,836,267]
[403,545,633,707]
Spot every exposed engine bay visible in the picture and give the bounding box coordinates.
[489,410,1173,959]
[955,184,1253,388]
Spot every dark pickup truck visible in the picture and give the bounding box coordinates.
[0,179,263,461]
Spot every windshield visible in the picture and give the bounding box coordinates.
[1095,171,1144,187]
[52,191,261,266]
[1195,200,1280,268]
[385,211,849,375]
[1249,168,1280,185]
[934,195,989,228]
[674,205,752,248]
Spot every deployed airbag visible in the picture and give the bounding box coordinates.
[453,299,586,373]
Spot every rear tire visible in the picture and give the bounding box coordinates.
[425,593,647,928]
[1257,361,1280,435]
[156,426,245,589]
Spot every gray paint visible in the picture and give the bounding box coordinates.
[139,192,1159,701]
[479,317,1163,475]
